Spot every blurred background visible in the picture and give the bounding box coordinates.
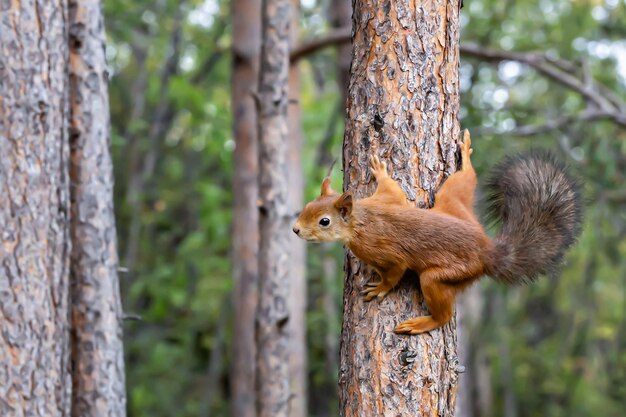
[104,0,626,416]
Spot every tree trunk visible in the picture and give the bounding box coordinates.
[256,0,291,416]
[340,1,462,416]
[321,249,340,415]
[0,1,72,415]
[455,286,490,417]
[328,0,352,106]
[287,1,308,416]
[231,0,261,416]
[67,1,127,416]
[123,6,184,276]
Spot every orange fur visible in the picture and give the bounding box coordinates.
[294,130,583,335]
[293,130,486,334]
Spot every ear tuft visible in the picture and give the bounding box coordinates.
[334,192,353,219]
[320,177,337,196]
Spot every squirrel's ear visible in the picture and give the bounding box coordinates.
[334,192,353,219]
[320,177,337,196]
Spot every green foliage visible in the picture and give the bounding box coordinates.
[104,0,626,415]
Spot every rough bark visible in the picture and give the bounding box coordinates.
[256,0,291,416]
[67,1,127,416]
[340,1,462,416]
[231,0,261,415]
[0,1,72,416]
[287,0,308,415]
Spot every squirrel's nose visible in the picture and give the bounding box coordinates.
[293,226,300,235]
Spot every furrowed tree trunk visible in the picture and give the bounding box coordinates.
[68,1,127,416]
[287,0,308,416]
[256,0,291,416]
[340,1,462,416]
[231,0,261,416]
[0,1,72,415]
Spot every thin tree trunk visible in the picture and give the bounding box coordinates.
[329,0,352,106]
[230,0,261,416]
[455,293,474,417]
[287,0,308,415]
[256,0,291,416]
[201,299,229,417]
[494,294,518,417]
[340,1,462,416]
[321,248,340,415]
[455,285,489,417]
[67,1,127,416]
[0,1,72,415]
[123,5,184,275]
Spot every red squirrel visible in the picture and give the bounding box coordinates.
[292,130,582,334]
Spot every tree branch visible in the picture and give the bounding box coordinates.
[290,27,351,63]
[290,28,626,128]
[459,44,621,115]
[474,109,621,137]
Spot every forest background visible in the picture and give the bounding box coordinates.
[104,0,626,416]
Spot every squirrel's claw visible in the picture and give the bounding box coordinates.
[369,155,388,179]
[395,316,437,334]
[394,323,419,334]
[362,281,391,301]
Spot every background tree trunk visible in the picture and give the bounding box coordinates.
[256,0,291,416]
[0,1,72,415]
[340,1,462,416]
[67,1,127,416]
[231,0,261,416]
[329,0,352,106]
[287,0,308,416]
[455,286,491,417]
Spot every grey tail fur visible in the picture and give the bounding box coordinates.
[484,150,583,284]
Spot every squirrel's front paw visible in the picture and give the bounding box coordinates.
[362,280,391,301]
[369,155,388,179]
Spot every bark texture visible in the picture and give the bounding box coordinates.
[231,0,261,416]
[256,0,291,416]
[67,1,127,416]
[0,1,72,416]
[287,1,308,416]
[340,1,462,416]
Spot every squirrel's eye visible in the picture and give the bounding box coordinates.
[319,217,331,227]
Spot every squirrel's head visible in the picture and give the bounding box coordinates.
[292,177,353,243]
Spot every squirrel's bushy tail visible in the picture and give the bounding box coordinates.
[484,151,583,284]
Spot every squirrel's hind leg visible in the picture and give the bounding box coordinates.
[395,270,455,335]
[367,155,408,206]
[431,130,477,221]
[460,129,473,171]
